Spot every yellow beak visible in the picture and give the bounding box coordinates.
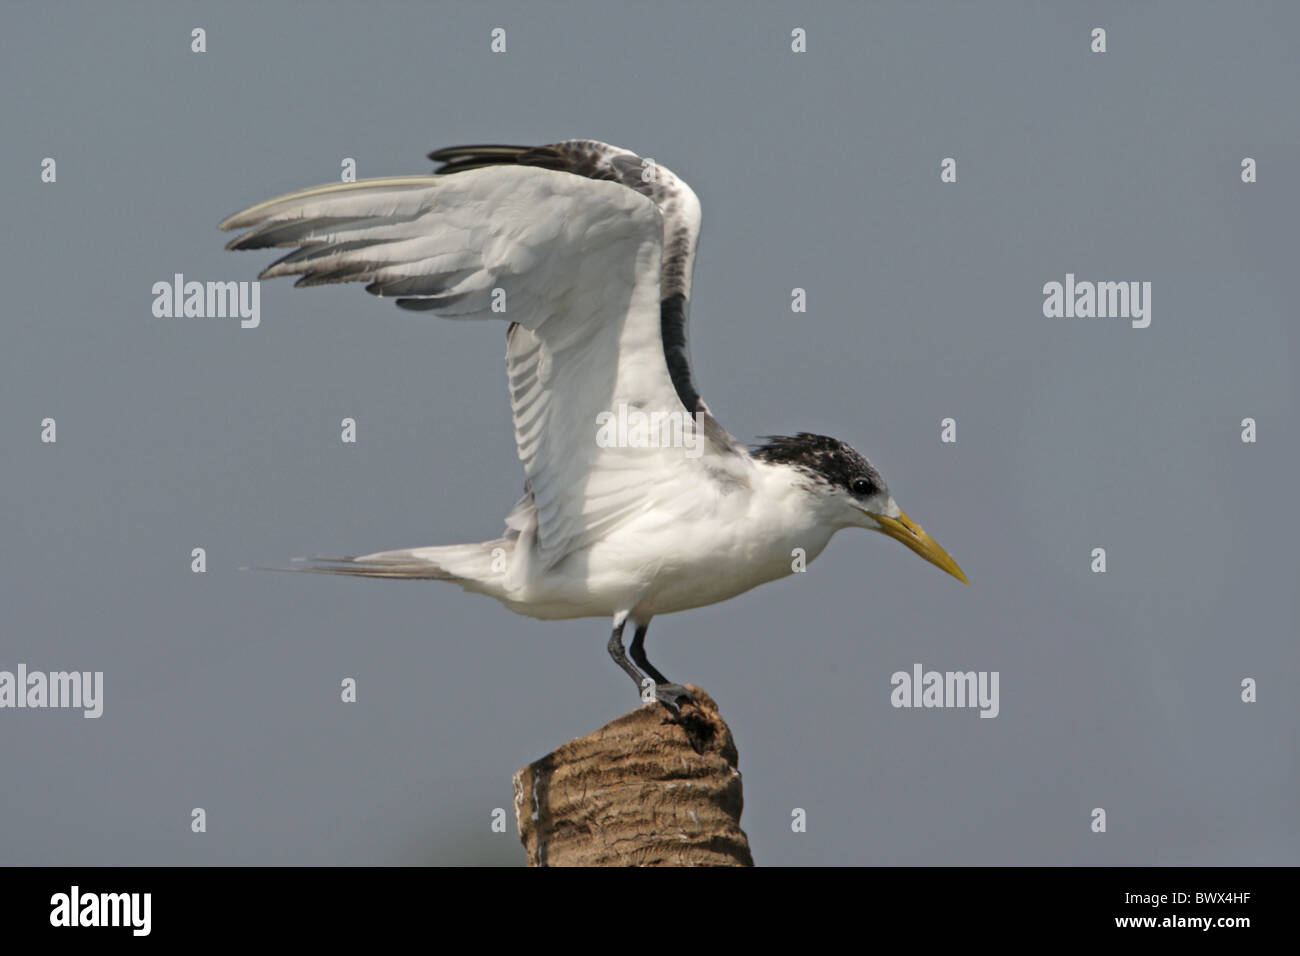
[870,509,969,584]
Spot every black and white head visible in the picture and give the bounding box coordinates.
[752,433,968,583]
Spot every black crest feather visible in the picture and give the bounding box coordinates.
[752,433,884,498]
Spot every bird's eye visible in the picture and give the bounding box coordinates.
[850,477,873,497]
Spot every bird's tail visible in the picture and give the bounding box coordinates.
[280,539,512,585]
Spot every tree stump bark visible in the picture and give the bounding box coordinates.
[512,686,753,866]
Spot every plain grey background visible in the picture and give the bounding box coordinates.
[1,1,1295,866]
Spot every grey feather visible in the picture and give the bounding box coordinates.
[364,270,475,298]
[394,292,473,312]
[262,239,385,276]
[225,217,352,251]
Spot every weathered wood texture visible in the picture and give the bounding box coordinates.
[513,687,753,866]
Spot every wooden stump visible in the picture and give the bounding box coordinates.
[513,686,753,866]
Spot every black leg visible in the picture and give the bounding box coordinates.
[607,615,648,693]
[629,622,670,685]
[623,619,695,708]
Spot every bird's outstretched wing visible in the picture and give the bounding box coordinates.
[220,140,743,575]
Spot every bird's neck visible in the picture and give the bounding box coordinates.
[745,458,841,563]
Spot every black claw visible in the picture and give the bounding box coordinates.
[652,683,696,709]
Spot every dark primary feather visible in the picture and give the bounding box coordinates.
[659,291,703,415]
[429,143,628,183]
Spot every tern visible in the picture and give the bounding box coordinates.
[221,139,968,707]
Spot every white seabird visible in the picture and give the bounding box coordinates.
[221,139,968,706]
